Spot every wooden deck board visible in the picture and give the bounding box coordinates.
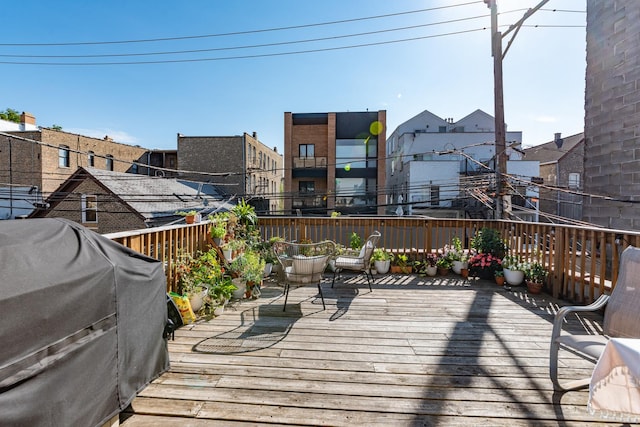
[121,274,623,426]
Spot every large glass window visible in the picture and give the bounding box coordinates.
[58,145,70,168]
[299,144,314,158]
[335,178,376,207]
[336,138,377,168]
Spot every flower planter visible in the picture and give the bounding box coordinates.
[452,260,468,275]
[425,265,437,277]
[504,268,524,286]
[263,262,273,277]
[231,278,246,299]
[437,267,450,276]
[374,260,391,274]
[188,286,208,312]
[526,280,544,294]
[460,268,469,279]
[495,276,505,286]
[213,305,225,316]
[185,215,196,224]
[390,265,412,274]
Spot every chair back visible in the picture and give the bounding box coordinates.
[273,240,336,285]
[361,231,382,264]
[603,245,640,338]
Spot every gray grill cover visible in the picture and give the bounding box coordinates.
[0,218,169,426]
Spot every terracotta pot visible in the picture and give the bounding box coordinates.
[460,268,469,278]
[437,267,449,276]
[390,265,412,274]
[495,276,505,286]
[185,215,195,224]
[526,280,544,294]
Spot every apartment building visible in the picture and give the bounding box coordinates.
[283,111,387,216]
[177,132,283,214]
[0,115,149,219]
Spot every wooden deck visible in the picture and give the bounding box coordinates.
[121,273,620,426]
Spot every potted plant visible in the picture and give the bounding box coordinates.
[208,213,228,246]
[371,248,392,274]
[176,210,198,224]
[436,255,451,276]
[175,249,223,314]
[443,237,467,274]
[470,227,508,259]
[525,261,547,294]
[501,254,528,286]
[391,253,412,274]
[494,269,505,286]
[419,253,438,276]
[210,276,238,316]
[468,252,502,280]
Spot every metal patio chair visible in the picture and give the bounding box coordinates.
[550,245,640,391]
[331,231,381,292]
[273,240,336,312]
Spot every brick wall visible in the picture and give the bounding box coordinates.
[584,0,640,229]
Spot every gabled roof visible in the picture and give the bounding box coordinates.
[39,167,233,224]
[523,132,584,164]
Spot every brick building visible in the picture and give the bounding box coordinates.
[523,133,584,222]
[283,111,387,216]
[177,132,283,214]
[1,120,151,219]
[584,0,640,230]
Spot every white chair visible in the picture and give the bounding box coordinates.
[332,231,381,291]
[273,240,335,312]
[550,245,640,391]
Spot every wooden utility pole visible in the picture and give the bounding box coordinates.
[488,0,506,219]
[487,0,549,219]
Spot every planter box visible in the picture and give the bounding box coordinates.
[390,265,412,274]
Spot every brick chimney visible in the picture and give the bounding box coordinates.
[20,112,36,126]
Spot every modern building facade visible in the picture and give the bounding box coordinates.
[583,0,640,230]
[177,132,283,214]
[283,111,387,216]
[386,109,539,219]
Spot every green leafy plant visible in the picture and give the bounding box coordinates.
[210,276,237,304]
[502,254,529,271]
[526,261,547,284]
[208,212,228,239]
[436,256,452,269]
[349,232,363,250]
[470,227,508,257]
[371,248,392,262]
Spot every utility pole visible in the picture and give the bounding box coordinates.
[487,0,506,219]
[486,0,549,219]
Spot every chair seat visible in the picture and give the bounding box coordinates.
[555,334,608,360]
[335,256,366,270]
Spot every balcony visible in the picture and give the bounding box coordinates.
[293,156,327,168]
[105,218,636,424]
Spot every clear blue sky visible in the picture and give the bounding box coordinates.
[1,0,586,152]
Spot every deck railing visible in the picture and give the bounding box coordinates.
[105,217,640,303]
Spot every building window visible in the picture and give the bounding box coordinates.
[82,194,98,223]
[336,138,377,168]
[131,162,138,174]
[58,145,70,168]
[106,155,114,171]
[88,151,95,167]
[299,181,315,194]
[299,144,315,158]
[568,172,580,189]
[430,185,440,206]
[439,126,447,133]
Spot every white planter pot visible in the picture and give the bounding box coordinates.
[263,262,273,277]
[452,260,468,275]
[188,286,208,313]
[426,265,437,277]
[504,268,525,286]
[223,249,233,261]
[213,305,225,316]
[232,278,246,299]
[374,260,391,274]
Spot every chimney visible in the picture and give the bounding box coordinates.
[252,131,257,139]
[20,112,36,126]
[554,132,563,149]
